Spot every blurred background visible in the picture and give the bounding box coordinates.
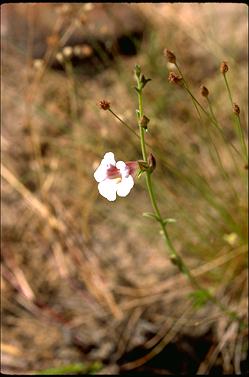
[1,3,248,375]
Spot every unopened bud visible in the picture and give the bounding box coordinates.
[134,64,141,79]
[200,85,209,97]
[233,103,240,115]
[164,49,176,64]
[148,153,156,173]
[140,115,150,130]
[99,100,110,111]
[220,61,229,74]
[168,72,182,84]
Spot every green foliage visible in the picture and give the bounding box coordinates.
[33,361,103,375]
[189,289,210,309]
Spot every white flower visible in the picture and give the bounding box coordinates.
[94,152,137,201]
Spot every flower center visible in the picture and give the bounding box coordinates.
[106,165,122,180]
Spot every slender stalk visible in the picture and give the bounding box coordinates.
[236,114,248,161]
[206,96,244,182]
[222,73,248,162]
[175,62,202,120]
[108,108,140,139]
[207,97,216,122]
[204,98,240,202]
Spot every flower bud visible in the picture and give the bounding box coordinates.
[134,64,141,79]
[99,100,110,111]
[168,72,182,84]
[148,153,156,173]
[140,115,150,130]
[164,49,176,64]
[233,103,240,115]
[220,61,229,74]
[200,85,209,97]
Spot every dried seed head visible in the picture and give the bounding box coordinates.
[62,46,73,59]
[200,85,209,97]
[220,61,229,74]
[168,72,182,84]
[99,100,110,111]
[33,59,44,70]
[46,34,59,47]
[164,49,176,64]
[233,103,240,115]
[148,153,156,172]
[81,44,93,57]
[73,45,83,57]
[56,52,64,64]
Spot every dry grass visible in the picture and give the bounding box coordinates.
[1,3,248,375]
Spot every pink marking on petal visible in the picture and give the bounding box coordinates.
[106,165,121,179]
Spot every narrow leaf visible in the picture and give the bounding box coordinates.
[143,212,160,221]
[162,218,176,225]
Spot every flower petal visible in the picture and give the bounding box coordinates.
[103,152,116,166]
[116,175,134,197]
[116,161,130,178]
[94,164,107,182]
[98,179,117,201]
